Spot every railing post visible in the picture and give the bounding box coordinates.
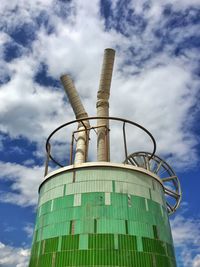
[44,143,51,176]
[123,122,128,163]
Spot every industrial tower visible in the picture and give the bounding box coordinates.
[29,49,181,267]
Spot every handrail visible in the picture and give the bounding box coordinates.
[45,116,157,175]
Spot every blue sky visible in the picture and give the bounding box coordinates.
[0,0,200,266]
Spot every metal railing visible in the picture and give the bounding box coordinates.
[44,116,156,176]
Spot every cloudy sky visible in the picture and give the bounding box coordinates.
[0,0,199,266]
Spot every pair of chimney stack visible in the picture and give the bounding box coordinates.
[60,48,115,164]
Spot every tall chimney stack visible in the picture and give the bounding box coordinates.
[60,74,89,164]
[96,48,115,161]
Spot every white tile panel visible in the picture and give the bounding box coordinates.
[105,192,111,205]
[160,204,164,216]
[51,200,54,211]
[115,181,128,194]
[151,190,164,205]
[130,184,150,199]
[145,198,149,211]
[152,179,163,194]
[76,169,106,182]
[65,180,112,195]
[74,193,82,206]
[42,172,73,193]
[39,185,64,206]
[41,168,161,196]
[115,182,150,199]
[128,194,131,207]
[75,168,153,188]
[125,171,153,188]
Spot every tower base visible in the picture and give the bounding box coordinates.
[29,163,177,267]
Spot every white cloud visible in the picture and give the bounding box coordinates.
[0,0,198,171]
[0,161,44,206]
[171,214,200,267]
[0,55,68,142]
[171,215,200,247]
[0,242,30,267]
[23,223,34,238]
[162,0,200,9]
[0,135,5,151]
[110,59,198,167]
[193,255,200,267]
[23,159,35,166]
[129,0,200,18]
[0,0,54,32]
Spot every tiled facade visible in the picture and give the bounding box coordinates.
[29,165,176,267]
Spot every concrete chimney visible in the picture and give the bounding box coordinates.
[96,48,115,161]
[60,74,89,164]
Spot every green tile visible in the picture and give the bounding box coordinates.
[79,234,88,249]
[39,201,52,215]
[97,219,126,234]
[118,234,137,251]
[44,237,58,253]
[136,236,143,252]
[61,235,79,250]
[88,234,114,249]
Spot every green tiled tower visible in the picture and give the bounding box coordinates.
[29,49,181,266]
[29,163,178,267]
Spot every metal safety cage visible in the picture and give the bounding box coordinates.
[44,116,156,176]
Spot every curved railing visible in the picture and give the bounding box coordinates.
[44,116,156,175]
